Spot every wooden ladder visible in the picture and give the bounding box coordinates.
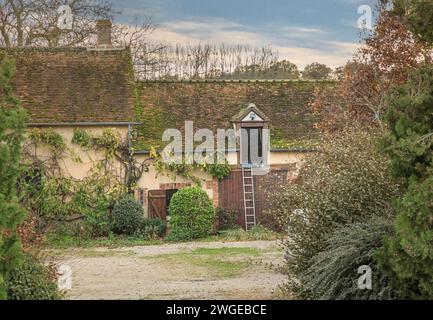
[242,166,257,231]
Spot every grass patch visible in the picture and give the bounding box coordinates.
[191,247,261,256]
[145,246,263,279]
[209,226,282,242]
[44,224,281,249]
[69,249,136,258]
[45,233,164,249]
[193,258,247,278]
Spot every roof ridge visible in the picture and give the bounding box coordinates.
[138,79,338,84]
[0,46,129,53]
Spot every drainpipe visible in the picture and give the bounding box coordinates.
[127,124,133,194]
[128,124,132,152]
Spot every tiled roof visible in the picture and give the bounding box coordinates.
[136,80,338,150]
[0,47,136,125]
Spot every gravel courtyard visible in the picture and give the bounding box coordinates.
[50,240,286,300]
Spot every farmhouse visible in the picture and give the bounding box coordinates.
[1,21,336,230]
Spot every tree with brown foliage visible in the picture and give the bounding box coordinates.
[312,6,431,133]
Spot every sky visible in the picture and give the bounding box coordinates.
[111,0,377,68]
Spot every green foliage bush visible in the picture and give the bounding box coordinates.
[218,225,279,241]
[83,212,111,238]
[20,165,122,227]
[216,207,239,230]
[380,67,433,182]
[6,254,61,300]
[112,196,144,236]
[376,66,433,299]
[0,57,27,299]
[168,187,215,240]
[377,176,433,299]
[139,218,167,239]
[300,215,398,300]
[165,227,202,242]
[269,128,402,299]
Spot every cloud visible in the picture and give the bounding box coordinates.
[143,17,360,68]
[276,42,359,68]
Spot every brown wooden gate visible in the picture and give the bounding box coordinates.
[219,168,290,229]
[148,190,167,220]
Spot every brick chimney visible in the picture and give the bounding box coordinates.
[96,19,112,47]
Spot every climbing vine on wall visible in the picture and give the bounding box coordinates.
[21,126,230,232]
[151,147,231,185]
[21,128,151,230]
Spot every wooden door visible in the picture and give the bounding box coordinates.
[148,190,167,220]
[218,170,246,228]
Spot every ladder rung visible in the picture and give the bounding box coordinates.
[243,167,256,231]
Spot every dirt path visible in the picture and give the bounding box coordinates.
[51,241,286,300]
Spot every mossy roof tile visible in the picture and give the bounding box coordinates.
[136,81,338,150]
[0,47,135,124]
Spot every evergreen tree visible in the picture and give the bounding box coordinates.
[0,56,27,300]
[377,66,433,299]
[387,0,433,43]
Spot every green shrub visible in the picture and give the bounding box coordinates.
[112,196,144,235]
[165,227,202,242]
[269,128,402,299]
[83,213,111,238]
[218,225,279,241]
[168,187,215,240]
[139,218,167,239]
[52,220,89,239]
[6,254,61,300]
[377,66,433,299]
[377,175,433,299]
[299,215,398,300]
[0,57,28,299]
[216,207,239,230]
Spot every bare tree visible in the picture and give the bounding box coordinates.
[0,0,113,47]
[0,1,291,81]
[112,17,167,80]
[138,43,281,80]
[0,1,167,80]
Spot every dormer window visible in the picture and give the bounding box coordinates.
[243,111,264,122]
[231,104,270,167]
